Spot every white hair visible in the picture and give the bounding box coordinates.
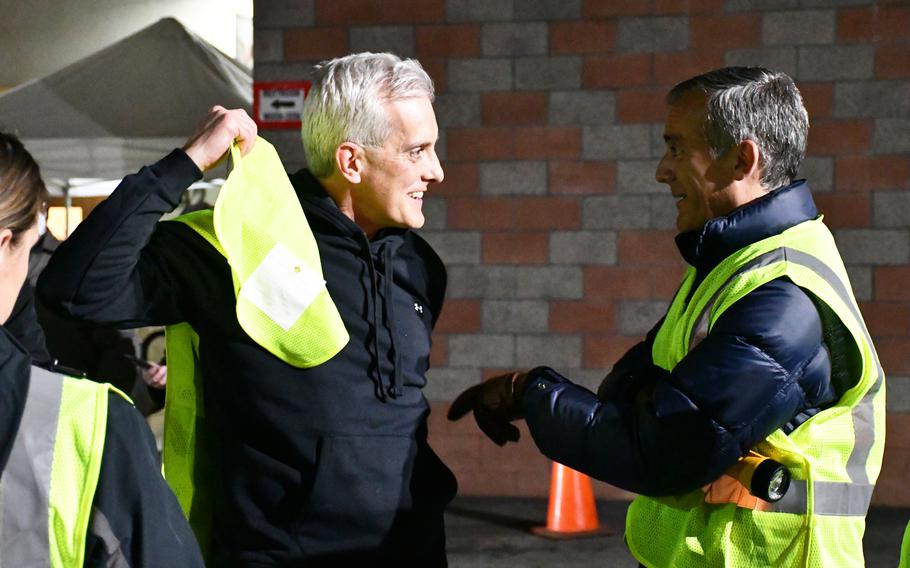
[301,52,435,178]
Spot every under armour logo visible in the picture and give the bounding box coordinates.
[414,302,424,314]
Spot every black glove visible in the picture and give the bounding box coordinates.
[447,371,529,446]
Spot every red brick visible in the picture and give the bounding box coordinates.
[481,92,547,126]
[838,7,910,42]
[429,335,448,367]
[435,163,480,197]
[806,120,873,155]
[421,58,448,93]
[653,50,727,87]
[618,231,680,263]
[448,197,515,229]
[584,54,652,88]
[651,265,686,299]
[428,400,482,436]
[514,198,581,230]
[812,193,870,228]
[887,413,910,450]
[835,155,910,192]
[874,266,910,301]
[515,127,582,160]
[873,447,910,506]
[284,28,348,61]
[315,0,444,24]
[549,161,616,195]
[859,301,910,338]
[586,265,685,299]
[877,45,910,79]
[617,88,668,123]
[416,24,481,58]
[482,232,549,264]
[584,335,641,369]
[550,300,615,333]
[446,127,514,161]
[797,82,834,119]
[585,0,653,17]
[875,338,910,375]
[550,21,616,54]
[690,14,761,50]
[654,0,725,14]
[448,197,579,230]
[585,266,652,299]
[435,299,481,333]
[427,430,482,465]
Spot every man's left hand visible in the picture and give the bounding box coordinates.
[447,371,529,446]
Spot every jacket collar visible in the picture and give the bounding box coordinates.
[675,180,819,271]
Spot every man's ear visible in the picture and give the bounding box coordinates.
[335,142,364,184]
[734,139,762,182]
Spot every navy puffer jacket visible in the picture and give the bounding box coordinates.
[522,181,839,496]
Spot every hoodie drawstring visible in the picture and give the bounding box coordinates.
[383,245,403,398]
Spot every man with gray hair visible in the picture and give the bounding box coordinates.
[39,52,454,566]
[450,67,884,566]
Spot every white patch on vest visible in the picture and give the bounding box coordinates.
[239,243,326,331]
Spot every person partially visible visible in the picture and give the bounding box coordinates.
[0,131,204,567]
[450,67,884,567]
[38,52,454,566]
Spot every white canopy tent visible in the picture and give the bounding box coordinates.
[0,17,251,196]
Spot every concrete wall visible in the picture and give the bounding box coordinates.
[0,0,252,87]
[253,0,910,504]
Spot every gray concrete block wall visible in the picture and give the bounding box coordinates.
[255,0,910,503]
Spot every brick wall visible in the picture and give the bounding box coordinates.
[254,0,910,504]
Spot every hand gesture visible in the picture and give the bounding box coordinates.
[142,362,167,390]
[447,371,529,446]
[182,105,257,172]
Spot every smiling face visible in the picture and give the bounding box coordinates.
[352,96,443,238]
[655,91,743,234]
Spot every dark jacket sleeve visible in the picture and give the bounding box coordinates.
[84,393,204,568]
[4,283,52,365]
[522,278,834,496]
[36,150,202,328]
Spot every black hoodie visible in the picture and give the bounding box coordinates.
[38,150,456,566]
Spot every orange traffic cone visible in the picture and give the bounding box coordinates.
[531,462,613,539]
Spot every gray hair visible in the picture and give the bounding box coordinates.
[301,52,435,178]
[667,66,808,190]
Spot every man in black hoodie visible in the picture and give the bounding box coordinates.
[38,52,454,566]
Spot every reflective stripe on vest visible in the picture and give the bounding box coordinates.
[690,246,883,511]
[0,367,111,568]
[629,218,885,568]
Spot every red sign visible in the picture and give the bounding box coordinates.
[253,81,311,129]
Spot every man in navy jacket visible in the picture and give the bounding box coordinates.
[450,68,843,506]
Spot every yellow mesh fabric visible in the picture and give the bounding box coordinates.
[47,377,114,568]
[214,138,349,367]
[161,322,212,558]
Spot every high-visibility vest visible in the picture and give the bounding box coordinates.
[0,366,124,568]
[900,519,910,568]
[626,218,885,567]
[160,138,348,558]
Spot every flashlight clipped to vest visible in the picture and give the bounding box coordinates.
[728,451,791,502]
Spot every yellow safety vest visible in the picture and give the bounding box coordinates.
[900,519,910,568]
[0,366,125,568]
[626,218,886,567]
[160,138,348,557]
